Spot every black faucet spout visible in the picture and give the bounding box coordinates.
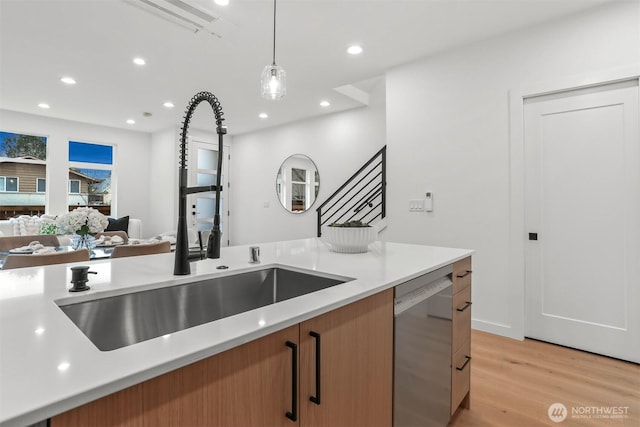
[174,91,226,276]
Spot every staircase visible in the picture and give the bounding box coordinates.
[316,146,386,237]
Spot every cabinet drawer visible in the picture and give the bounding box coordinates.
[452,257,472,294]
[451,341,471,416]
[452,285,471,353]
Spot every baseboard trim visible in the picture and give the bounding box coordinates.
[472,319,523,341]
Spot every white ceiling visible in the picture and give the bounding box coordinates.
[0,0,613,136]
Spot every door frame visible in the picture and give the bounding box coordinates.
[186,135,231,247]
[507,64,640,341]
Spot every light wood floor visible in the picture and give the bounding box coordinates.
[449,330,640,427]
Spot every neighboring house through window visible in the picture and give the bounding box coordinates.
[0,131,47,219]
[68,140,114,215]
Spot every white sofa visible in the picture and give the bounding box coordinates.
[0,216,142,239]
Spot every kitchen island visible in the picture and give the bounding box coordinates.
[0,238,472,427]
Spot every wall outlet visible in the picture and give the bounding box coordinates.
[409,199,425,212]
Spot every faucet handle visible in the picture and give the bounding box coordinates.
[249,246,261,264]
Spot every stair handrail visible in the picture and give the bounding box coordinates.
[316,145,386,237]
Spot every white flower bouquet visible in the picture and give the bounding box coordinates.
[56,207,108,236]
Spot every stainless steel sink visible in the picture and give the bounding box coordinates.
[58,267,351,351]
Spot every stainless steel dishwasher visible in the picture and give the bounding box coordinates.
[394,265,453,427]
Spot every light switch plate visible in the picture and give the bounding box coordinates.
[409,199,425,212]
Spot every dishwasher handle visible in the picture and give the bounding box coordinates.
[394,276,452,316]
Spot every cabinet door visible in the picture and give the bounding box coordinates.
[299,289,393,427]
[54,325,301,427]
[50,385,144,427]
[142,324,300,427]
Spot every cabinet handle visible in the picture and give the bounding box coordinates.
[309,331,321,405]
[456,270,472,278]
[456,301,472,312]
[285,341,298,421]
[456,355,472,371]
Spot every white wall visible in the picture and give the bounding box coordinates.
[229,80,386,245]
[385,1,639,339]
[0,109,152,233]
[148,126,178,237]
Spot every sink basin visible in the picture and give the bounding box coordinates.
[58,267,351,351]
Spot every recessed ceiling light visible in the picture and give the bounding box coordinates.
[126,119,136,125]
[347,45,363,55]
[320,100,331,107]
[60,76,76,85]
[57,362,70,371]
[163,101,175,108]
[133,57,146,66]
[259,113,268,119]
[38,103,50,109]
[214,0,229,5]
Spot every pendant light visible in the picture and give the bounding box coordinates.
[261,0,286,100]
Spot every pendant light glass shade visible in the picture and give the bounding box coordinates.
[261,0,286,100]
[261,63,286,100]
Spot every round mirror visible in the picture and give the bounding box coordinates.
[276,154,320,213]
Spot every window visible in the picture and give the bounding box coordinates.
[68,141,114,215]
[0,131,47,219]
[291,168,306,182]
[1,176,19,192]
[36,178,46,193]
[69,180,80,194]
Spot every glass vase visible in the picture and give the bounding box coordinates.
[72,234,96,251]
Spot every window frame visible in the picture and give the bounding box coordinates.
[36,177,46,193]
[1,176,19,192]
[67,140,115,214]
[68,179,81,194]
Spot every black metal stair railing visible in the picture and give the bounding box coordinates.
[316,146,386,237]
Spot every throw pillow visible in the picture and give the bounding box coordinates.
[106,216,129,233]
[10,215,41,235]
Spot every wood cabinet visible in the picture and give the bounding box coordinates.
[51,325,299,427]
[451,256,472,416]
[299,289,393,427]
[51,290,393,427]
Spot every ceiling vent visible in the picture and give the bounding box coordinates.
[123,0,222,37]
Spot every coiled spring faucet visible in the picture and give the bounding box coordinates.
[174,91,227,275]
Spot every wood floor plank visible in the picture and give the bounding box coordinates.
[449,330,640,427]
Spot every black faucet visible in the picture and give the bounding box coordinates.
[174,91,227,275]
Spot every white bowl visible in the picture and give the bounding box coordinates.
[323,226,377,253]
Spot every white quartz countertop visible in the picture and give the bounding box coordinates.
[0,238,472,427]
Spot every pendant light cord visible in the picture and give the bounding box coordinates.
[272,0,277,65]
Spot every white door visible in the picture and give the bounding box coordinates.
[187,139,230,247]
[524,79,640,363]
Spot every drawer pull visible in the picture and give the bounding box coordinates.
[456,270,472,279]
[456,355,472,371]
[456,301,472,312]
[285,341,298,421]
[309,331,321,405]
